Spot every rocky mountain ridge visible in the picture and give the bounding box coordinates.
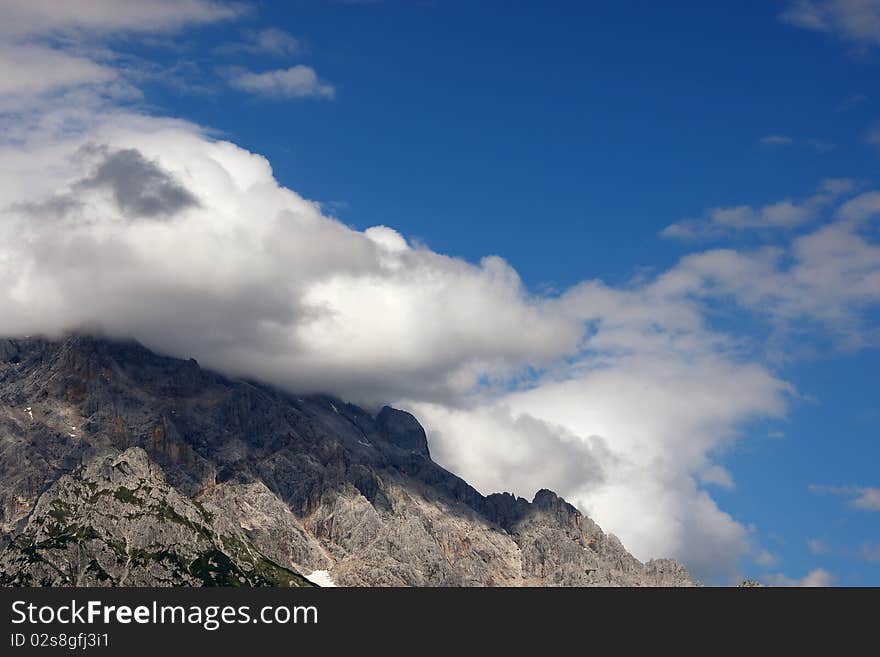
[0,335,694,586]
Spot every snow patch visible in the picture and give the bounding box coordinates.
[305,570,337,587]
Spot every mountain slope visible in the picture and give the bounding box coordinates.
[0,447,311,586]
[0,335,694,586]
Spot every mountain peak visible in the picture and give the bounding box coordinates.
[0,336,694,587]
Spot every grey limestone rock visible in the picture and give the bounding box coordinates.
[0,447,312,587]
[0,335,695,587]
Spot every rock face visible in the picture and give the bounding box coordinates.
[0,335,695,587]
[0,448,311,586]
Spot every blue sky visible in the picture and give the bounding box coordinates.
[1,0,879,585]
[140,1,880,286]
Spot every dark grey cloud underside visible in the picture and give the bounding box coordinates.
[77,147,199,218]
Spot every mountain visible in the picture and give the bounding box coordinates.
[0,335,694,586]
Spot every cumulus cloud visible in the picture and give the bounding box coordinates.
[406,404,611,502]
[767,568,835,587]
[75,147,200,218]
[0,112,580,401]
[5,99,879,580]
[781,0,880,47]
[3,2,880,585]
[809,484,880,510]
[0,0,238,108]
[755,550,780,567]
[0,102,799,581]
[0,45,116,98]
[228,65,335,99]
[700,464,735,489]
[656,209,880,351]
[837,191,880,222]
[798,568,836,586]
[405,278,799,579]
[218,28,302,57]
[0,0,240,37]
[661,179,853,240]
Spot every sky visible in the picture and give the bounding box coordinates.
[0,0,878,585]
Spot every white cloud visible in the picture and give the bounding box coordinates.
[755,550,780,567]
[781,0,880,47]
[809,484,880,510]
[408,281,794,580]
[0,112,581,403]
[837,191,880,222]
[2,5,880,584]
[250,28,301,55]
[656,213,880,350]
[853,488,880,510]
[0,103,800,582]
[229,65,335,99]
[0,45,116,97]
[0,0,237,108]
[661,179,853,240]
[0,0,239,37]
[820,177,856,195]
[808,537,831,555]
[219,28,302,57]
[700,464,735,489]
[767,568,835,587]
[861,543,880,562]
[404,404,610,504]
[800,568,835,586]
[5,101,877,580]
[760,135,794,146]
